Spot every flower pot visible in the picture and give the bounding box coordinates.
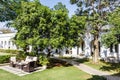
[42,65,47,69]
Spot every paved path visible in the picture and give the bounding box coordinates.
[0,65,29,76]
[56,58,120,80]
[0,65,45,76]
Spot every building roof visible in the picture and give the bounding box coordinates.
[0,33,16,38]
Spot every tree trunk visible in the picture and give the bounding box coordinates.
[77,46,79,55]
[93,35,99,63]
[116,44,120,63]
[47,48,51,58]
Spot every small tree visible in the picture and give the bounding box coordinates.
[102,7,120,61]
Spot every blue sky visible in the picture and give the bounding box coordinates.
[40,0,77,17]
[0,0,77,29]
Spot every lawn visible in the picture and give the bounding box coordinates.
[75,58,120,76]
[0,66,93,80]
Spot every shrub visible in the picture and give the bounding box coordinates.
[39,55,49,66]
[88,75,107,80]
[16,51,27,60]
[0,55,11,63]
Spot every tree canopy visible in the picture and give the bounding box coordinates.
[70,0,120,63]
[0,0,29,21]
[102,7,120,47]
[11,1,86,55]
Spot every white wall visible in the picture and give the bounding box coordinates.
[119,44,120,59]
[0,33,17,50]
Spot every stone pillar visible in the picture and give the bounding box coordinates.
[72,47,77,57]
[118,44,120,60]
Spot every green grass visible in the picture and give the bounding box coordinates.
[0,66,93,80]
[76,58,120,76]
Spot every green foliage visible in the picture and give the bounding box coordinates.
[88,75,106,80]
[0,0,29,21]
[102,7,120,47]
[54,2,69,13]
[70,0,120,63]
[39,55,49,66]
[101,33,118,47]
[70,0,119,35]
[0,55,11,63]
[11,1,86,52]
[69,15,86,46]
[16,52,26,60]
[12,1,52,49]
[50,8,70,48]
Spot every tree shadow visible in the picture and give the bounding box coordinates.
[87,75,107,80]
[75,58,89,63]
[100,60,120,76]
[47,58,72,69]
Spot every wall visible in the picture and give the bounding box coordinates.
[0,33,17,50]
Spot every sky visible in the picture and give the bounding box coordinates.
[40,0,77,17]
[0,0,77,29]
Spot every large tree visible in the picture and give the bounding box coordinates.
[11,1,70,55]
[69,15,86,49]
[12,1,86,57]
[70,0,120,63]
[51,2,86,51]
[11,1,51,53]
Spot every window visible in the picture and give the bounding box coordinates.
[110,44,113,52]
[8,41,10,45]
[4,41,6,45]
[115,45,118,53]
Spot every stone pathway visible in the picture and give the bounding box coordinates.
[56,58,120,80]
[0,65,45,76]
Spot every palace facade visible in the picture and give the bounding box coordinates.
[0,32,120,60]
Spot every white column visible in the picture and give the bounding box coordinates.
[118,44,120,58]
[112,45,117,57]
[79,47,82,54]
[72,47,77,57]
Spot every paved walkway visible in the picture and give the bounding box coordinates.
[56,58,120,80]
[0,65,45,76]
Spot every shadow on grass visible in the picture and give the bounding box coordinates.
[47,58,72,69]
[75,58,89,63]
[100,60,120,76]
[87,75,107,80]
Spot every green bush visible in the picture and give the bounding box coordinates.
[39,55,49,66]
[16,51,27,60]
[88,75,107,80]
[0,55,11,63]
[0,49,23,54]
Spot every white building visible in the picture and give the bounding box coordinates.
[0,32,120,61]
[0,33,17,50]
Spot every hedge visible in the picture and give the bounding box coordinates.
[0,55,11,63]
[0,49,23,54]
